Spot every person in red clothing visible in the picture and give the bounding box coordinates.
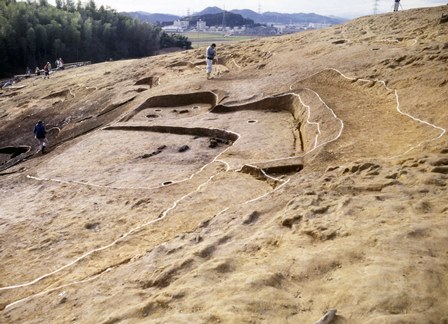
[43,62,51,79]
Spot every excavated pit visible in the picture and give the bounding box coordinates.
[33,128,234,188]
[212,94,321,154]
[120,91,219,122]
[115,91,343,177]
[208,93,339,174]
[104,125,239,143]
[31,89,343,187]
[241,158,304,177]
[0,89,344,308]
[0,146,31,164]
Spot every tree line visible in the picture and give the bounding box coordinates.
[0,0,191,78]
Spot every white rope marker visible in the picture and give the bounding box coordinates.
[4,67,445,309]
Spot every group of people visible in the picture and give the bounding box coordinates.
[30,44,218,155]
[33,58,64,79]
[30,45,217,155]
[55,58,64,70]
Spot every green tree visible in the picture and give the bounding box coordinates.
[26,26,36,66]
[65,0,75,12]
[0,0,190,77]
[35,24,47,62]
[52,38,64,58]
[161,32,192,49]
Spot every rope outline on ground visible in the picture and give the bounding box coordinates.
[2,67,446,310]
[331,68,446,158]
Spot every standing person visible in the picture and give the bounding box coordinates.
[205,43,217,80]
[59,58,64,70]
[394,0,400,11]
[43,62,51,79]
[46,61,52,78]
[33,120,48,154]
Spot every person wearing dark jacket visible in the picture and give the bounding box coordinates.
[34,120,48,153]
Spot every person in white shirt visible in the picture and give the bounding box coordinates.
[205,43,217,80]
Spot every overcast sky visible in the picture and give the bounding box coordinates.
[47,0,447,18]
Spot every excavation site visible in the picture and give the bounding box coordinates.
[0,5,447,323]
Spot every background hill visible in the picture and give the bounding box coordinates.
[126,11,180,24]
[193,6,223,16]
[128,6,346,25]
[231,9,347,24]
[0,5,447,323]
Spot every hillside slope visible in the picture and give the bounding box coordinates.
[0,6,447,323]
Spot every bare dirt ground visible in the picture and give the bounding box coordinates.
[0,6,447,323]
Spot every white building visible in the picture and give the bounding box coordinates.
[174,20,189,28]
[162,26,184,33]
[196,19,206,31]
[161,20,189,33]
[272,24,286,34]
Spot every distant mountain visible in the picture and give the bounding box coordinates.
[193,7,223,16]
[229,9,260,21]
[231,9,347,25]
[263,12,345,24]
[127,6,347,26]
[126,11,180,23]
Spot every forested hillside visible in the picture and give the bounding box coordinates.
[0,0,191,77]
[186,11,255,28]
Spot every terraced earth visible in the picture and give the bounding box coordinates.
[0,5,447,323]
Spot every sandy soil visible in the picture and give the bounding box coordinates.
[0,5,447,323]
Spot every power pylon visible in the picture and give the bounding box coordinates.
[373,0,379,14]
[222,6,226,33]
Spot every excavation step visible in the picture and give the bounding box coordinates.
[240,157,303,187]
[250,157,303,174]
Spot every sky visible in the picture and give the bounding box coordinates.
[46,0,447,18]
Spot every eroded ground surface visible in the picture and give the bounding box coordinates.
[0,6,448,323]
